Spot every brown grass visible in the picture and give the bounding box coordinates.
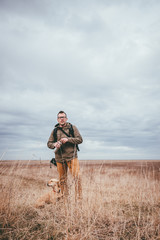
[0,160,160,240]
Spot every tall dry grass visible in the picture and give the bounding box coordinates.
[0,160,160,240]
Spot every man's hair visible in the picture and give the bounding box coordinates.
[57,111,67,118]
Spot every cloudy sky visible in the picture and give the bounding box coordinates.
[0,0,160,161]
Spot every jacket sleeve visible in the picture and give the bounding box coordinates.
[47,130,56,149]
[67,125,83,145]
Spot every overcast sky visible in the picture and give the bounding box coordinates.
[0,0,160,161]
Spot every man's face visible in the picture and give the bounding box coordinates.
[57,113,68,126]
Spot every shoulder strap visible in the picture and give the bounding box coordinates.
[69,124,74,137]
[59,128,70,137]
[53,128,58,142]
[69,124,80,151]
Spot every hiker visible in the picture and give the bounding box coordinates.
[47,111,83,200]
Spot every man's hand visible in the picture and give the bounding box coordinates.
[54,141,62,149]
[61,138,68,144]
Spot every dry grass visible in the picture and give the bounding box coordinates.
[0,160,160,240]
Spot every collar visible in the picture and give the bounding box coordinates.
[55,122,70,129]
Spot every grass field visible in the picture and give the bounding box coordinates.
[0,160,160,240]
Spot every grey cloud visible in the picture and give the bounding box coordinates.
[0,0,160,160]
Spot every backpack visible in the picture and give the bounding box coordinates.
[50,158,57,167]
[53,123,80,151]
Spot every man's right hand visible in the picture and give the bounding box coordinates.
[54,141,62,149]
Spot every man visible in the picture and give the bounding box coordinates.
[47,111,83,201]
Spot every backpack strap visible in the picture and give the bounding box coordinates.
[53,127,58,142]
[59,128,70,138]
[69,124,80,151]
[69,124,74,137]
